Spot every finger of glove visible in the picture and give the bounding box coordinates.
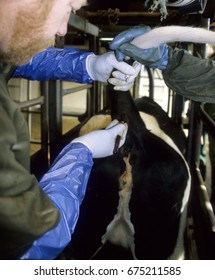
[110,25,151,50]
[108,77,135,91]
[115,49,126,62]
[111,70,130,81]
[120,123,128,142]
[109,123,127,136]
[111,61,141,81]
[113,82,134,91]
[118,123,128,148]
[112,59,136,76]
[131,61,142,78]
[105,119,119,130]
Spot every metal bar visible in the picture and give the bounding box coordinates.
[30,82,49,179]
[40,81,49,156]
[186,101,203,166]
[146,66,154,100]
[16,96,44,109]
[63,84,92,96]
[191,165,215,259]
[85,11,162,17]
[199,104,215,139]
[68,14,99,36]
[195,167,215,232]
[48,80,63,163]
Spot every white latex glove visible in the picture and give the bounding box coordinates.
[72,120,128,158]
[86,51,137,83]
[108,61,142,91]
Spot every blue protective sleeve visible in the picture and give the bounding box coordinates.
[13,47,94,84]
[20,142,93,260]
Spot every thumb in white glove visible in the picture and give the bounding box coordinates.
[72,119,128,158]
[108,61,142,91]
[86,51,137,83]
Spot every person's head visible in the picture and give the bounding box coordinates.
[0,0,87,65]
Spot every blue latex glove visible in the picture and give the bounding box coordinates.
[110,25,151,61]
[110,26,169,70]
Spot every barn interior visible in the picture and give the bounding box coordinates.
[7,0,215,259]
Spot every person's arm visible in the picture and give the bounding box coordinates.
[13,47,94,84]
[109,26,215,102]
[163,48,215,103]
[13,47,140,91]
[20,142,94,260]
[20,120,128,260]
[109,25,169,70]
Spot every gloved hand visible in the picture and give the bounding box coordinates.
[110,25,151,61]
[86,51,139,86]
[72,119,128,158]
[110,25,169,70]
[108,60,141,91]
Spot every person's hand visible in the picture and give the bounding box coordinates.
[108,61,141,91]
[110,25,151,61]
[72,120,128,158]
[86,51,138,84]
[110,25,169,70]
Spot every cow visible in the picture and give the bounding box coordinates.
[60,88,191,260]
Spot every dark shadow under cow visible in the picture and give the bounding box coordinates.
[60,88,191,260]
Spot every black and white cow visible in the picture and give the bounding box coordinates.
[61,88,191,260]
